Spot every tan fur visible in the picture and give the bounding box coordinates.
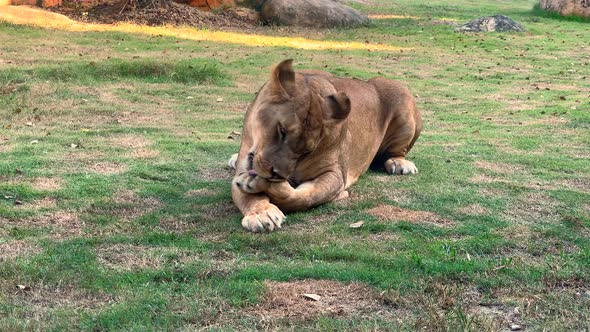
[231,60,422,232]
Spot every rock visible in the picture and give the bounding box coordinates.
[540,0,590,18]
[260,0,370,28]
[455,15,525,33]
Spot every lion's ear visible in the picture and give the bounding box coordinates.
[324,92,351,121]
[270,59,296,99]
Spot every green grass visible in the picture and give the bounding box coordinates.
[0,58,230,85]
[1,0,590,330]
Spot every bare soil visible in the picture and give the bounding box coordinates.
[51,0,258,28]
[245,279,395,321]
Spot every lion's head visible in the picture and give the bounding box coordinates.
[245,59,351,182]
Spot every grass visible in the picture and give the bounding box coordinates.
[1,0,590,330]
[1,58,231,85]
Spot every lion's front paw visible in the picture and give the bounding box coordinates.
[228,153,238,169]
[233,172,270,194]
[242,203,285,233]
[385,158,418,175]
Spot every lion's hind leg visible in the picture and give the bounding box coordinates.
[379,111,421,176]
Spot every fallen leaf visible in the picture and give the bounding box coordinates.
[16,284,31,291]
[349,221,364,229]
[303,293,321,301]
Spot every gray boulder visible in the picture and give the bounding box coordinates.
[260,0,370,28]
[456,15,525,32]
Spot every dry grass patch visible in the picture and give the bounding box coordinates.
[85,161,128,175]
[456,203,490,216]
[18,197,57,210]
[0,240,42,262]
[36,211,85,238]
[288,211,343,234]
[106,134,160,159]
[3,281,114,313]
[469,174,553,191]
[95,244,166,271]
[30,177,63,191]
[128,148,160,159]
[557,178,590,194]
[503,192,561,226]
[108,134,152,149]
[2,211,85,239]
[474,161,525,174]
[157,215,195,233]
[244,280,395,321]
[493,225,547,267]
[95,244,218,271]
[197,167,233,182]
[111,189,163,220]
[185,188,218,197]
[0,141,14,153]
[200,202,240,222]
[367,204,452,226]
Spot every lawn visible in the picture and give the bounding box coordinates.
[1,0,589,330]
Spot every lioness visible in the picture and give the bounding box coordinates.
[229,59,422,232]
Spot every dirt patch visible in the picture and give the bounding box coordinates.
[51,0,257,29]
[367,204,452,226]
[0,240,42,262]
[30,177,63,191]
[456,204,490,216]
[474,161,524,174]
[245,280,394,321]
